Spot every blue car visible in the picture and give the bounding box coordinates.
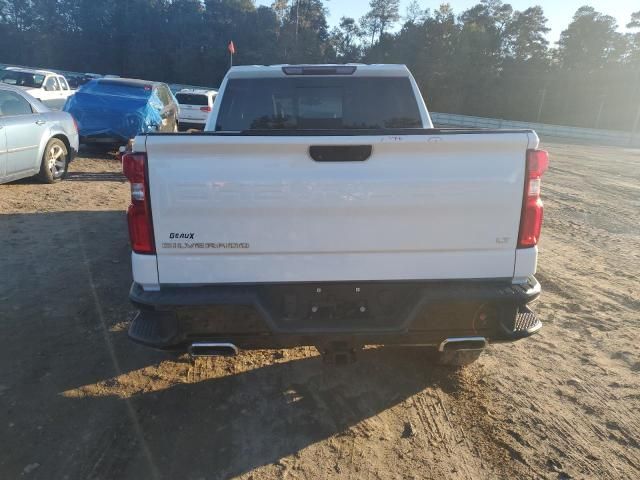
[64,78,179,145]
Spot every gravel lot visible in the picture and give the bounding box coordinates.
[0,140,638,479]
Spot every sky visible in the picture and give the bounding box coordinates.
[255,1,638,43]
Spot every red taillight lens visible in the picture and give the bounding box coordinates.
[518,149,549,248]
[200,106,212,112]
[122,153,155,254]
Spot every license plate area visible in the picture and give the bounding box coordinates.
[257,283,422,332]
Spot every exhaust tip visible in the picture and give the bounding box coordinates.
[189,342,239,358]
[439,336,487,352]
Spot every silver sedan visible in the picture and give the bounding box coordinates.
[0,84,79,184]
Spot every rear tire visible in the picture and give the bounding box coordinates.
[37,138,68,183]
[436,349,483,367]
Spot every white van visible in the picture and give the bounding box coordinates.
[175,88,217,130]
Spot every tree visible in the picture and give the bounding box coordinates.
[504,6,550,62]
[0,0,33,31]
[626,10,640,66]
[557,6,623,71]
[404,0,424,25]
[360,0,399,46]
[452,0,513,115]
[1,0,640,131]
[330,17,362,62]
[277,0,330,63]
[458,0,513,58]
[165,0,208,82]
[271,0,288,24]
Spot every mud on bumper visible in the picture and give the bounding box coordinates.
[127,277,542,351]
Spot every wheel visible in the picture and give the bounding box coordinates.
[38,138,68,183]
[436,349,483,368]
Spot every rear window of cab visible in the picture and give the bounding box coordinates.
[215,77,422,131]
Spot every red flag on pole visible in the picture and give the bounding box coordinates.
[228,41,236,55]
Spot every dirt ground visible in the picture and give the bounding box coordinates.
[0,140,638,480]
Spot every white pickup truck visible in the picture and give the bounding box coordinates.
[123,64,548,366]
[0,68,74,110]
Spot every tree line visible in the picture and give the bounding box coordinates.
[1,0,640,131]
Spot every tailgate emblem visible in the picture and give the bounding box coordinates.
[162,242,250,249]
[169,232,195,239]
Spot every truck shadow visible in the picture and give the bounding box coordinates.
[1,210,466,479]
[69,346,464,479]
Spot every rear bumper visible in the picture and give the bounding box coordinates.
[128,277,542,350]
[80,135,126,145]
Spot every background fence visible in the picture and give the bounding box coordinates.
[430,112,640,148]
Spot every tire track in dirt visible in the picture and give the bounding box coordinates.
[75,212,162,480]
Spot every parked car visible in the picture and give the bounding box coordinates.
[66,73,102,90]
[123,64,548,367]
[169,83,216,95]
[0,68,74,110]
[175,88,217,130]
[0,84,78,184]
[64,75,81,90]
[64,78,179,145]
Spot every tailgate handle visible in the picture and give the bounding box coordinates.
[309,145,372,162]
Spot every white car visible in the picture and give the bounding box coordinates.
[175,88,217,130]
[0,68,74,110]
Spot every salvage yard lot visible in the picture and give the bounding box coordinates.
[0,141,638,479]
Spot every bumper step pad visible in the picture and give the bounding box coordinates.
[514,308,540,332]
[500,306,542,340]
[128,310,179,348]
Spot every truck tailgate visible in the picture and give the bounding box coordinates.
[145,132,532,284]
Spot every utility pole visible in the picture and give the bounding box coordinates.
[536,87,546,123]
[295,0,299,45]
[632,103,640,146]
[631,68,640,146]
[595,92,606,129]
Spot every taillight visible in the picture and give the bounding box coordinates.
[200,106,212,112]
[71,116,79,133]
[122,152,155,254]
[518,149,549,248]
